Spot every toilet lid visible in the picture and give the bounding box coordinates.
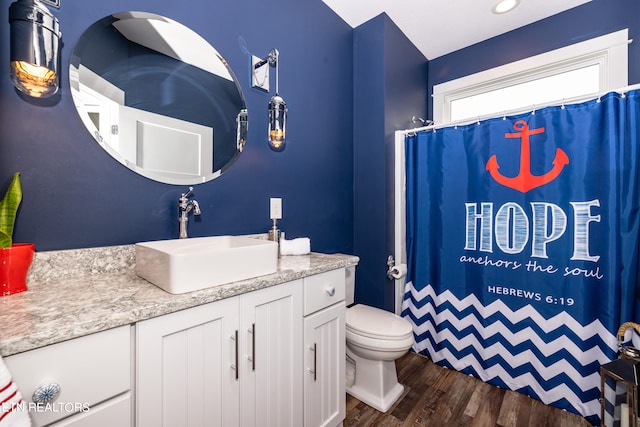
[346,304,413,340]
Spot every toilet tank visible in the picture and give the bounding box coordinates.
[345,265,355,306]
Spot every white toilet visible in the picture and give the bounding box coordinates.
[344,267,414,412]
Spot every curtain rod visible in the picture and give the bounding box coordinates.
[398,82,640,136]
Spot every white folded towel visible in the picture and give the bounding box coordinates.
[0,355,31,426]
[280,237,311,256]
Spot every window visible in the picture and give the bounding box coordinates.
[433,29,629,125]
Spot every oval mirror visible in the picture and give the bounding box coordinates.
[70,11,248,185]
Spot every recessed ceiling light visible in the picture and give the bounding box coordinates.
[492,0,521,14]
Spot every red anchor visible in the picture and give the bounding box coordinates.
[486,120,569,193]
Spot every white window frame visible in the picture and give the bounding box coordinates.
[432,29,629,125]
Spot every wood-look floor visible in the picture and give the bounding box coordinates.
[345,352,593,427]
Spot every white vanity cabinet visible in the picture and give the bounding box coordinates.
[4,325,132,427]
[303,269,346,427]
[136,279,303,427]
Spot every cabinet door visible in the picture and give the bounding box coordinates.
[239,280,303,427]
[304,302,346,427]
[136,298,239,427]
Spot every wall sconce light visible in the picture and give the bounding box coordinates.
[9,0,61,98]
[252,49,287,151]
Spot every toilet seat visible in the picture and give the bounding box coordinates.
[346,304,413,341]
[346,329,414,353]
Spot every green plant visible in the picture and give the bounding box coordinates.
[0,172,22,248]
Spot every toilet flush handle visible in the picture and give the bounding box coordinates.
[326,287,335,297]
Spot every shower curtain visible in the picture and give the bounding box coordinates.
[402,89,640,425]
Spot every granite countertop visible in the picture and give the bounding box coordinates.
[0,244,359,357]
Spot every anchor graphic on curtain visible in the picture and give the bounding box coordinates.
[486,120,570,192]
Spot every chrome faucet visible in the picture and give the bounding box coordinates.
[178,187,201,239]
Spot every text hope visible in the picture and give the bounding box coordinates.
[464,200,601,262]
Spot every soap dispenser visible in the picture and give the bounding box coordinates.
[268,198,282,256]
[268,218,281,242]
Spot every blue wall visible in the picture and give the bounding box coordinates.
[353,14,428,311]
[0,0,354,253]
[428,0,640,118]
[353,16,387,310]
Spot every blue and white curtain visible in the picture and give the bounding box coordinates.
[402,90,640,425]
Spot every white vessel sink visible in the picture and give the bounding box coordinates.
[135,235,278,294]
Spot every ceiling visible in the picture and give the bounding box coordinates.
[321,0,592,60]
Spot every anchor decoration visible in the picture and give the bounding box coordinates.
[486,120,569,193]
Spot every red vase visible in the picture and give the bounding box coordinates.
[0,243,35,296]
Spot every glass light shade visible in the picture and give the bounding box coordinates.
[268,95,287,150]
[236,109,248,152]
[9,0,61,98]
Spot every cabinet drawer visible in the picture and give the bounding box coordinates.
[50,392,131,427]
[5,326,131,427]
[303,269,345,316]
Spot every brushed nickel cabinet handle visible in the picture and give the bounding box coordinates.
[308,343,317,382]
[248,323,256,371]
[231,330,239,380]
